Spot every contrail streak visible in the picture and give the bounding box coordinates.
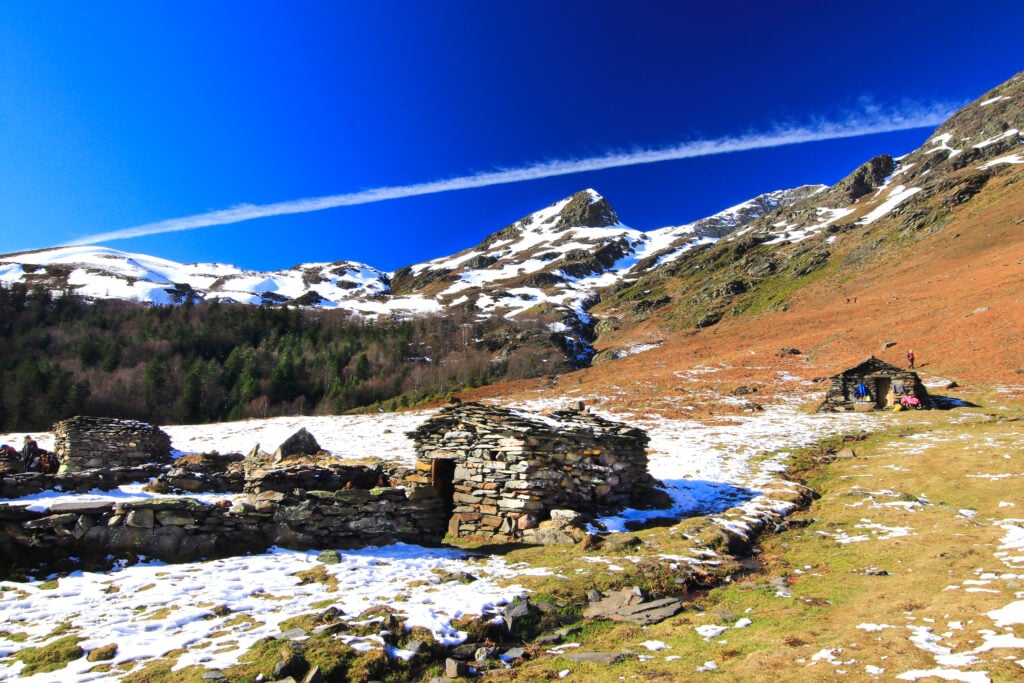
[66,104,956,245]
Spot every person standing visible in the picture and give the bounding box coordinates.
[907,350,915,369]
[21,435,39,471]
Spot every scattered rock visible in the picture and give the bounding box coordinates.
[317,549,342,564]
[502,599,532,633]
[696,312,723,328]
[882,341,898,349]
[436,570,477,584]
[449,643,482,659]
[278,628,309,641]
[474,646,499,661]
[302,665,325,683]
[859,567,890,576]
[445,657,469,678]
[605,535,643,550]
[501,646,527,660]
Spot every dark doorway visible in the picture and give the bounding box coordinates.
[431,458,456,518]
[875,377,892,408]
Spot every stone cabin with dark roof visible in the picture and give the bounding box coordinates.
[403,400,670,542]
[817,357,931,412]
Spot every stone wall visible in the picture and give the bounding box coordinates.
[54,416,173,473]
[404,401,669,542]
[0,465,167,499]
[244,463,388,495]
[0,484,447,574]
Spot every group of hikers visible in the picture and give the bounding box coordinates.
[0,435,59,474]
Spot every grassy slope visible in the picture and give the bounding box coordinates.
[465,399,1024,682]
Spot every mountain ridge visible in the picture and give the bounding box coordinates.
[0,185,819,370]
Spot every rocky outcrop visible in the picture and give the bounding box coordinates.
[554,190,621,230]
[819,155,896,205]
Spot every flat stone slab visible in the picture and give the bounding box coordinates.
[583,587,684,625]
[47,501,116,515]
[559,651,628,665]
[0,504,43,521]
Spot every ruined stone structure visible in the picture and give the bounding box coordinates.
[1,404,669,573]
[404,400,669,541]
[0,484,448,572]
[817,357,931,412]
[53,416,173,473]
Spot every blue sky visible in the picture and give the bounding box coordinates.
[1,1,1021,272]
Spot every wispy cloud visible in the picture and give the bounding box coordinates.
[67,103,957,245]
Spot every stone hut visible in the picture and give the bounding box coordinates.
[404,400,669,542]
[54,416,173,473]
[817,357,930,412]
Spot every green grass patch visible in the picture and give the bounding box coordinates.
[13,635,84,676]
[292,564,339,592]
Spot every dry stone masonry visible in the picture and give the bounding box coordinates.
[54,416,173,472]
[403,400,670,542]
[0,484,447,572]
[1,403,670,574]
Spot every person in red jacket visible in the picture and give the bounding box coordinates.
[907,350,915,369]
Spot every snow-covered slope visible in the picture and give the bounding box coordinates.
[389,187,821,322]
[1,187,797,323]
[0,246,417,312]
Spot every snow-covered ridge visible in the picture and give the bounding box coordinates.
[0,245,418,312]
[0,186,794,336]
[0,182,881,337]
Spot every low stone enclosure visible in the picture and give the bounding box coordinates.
[0,403,671,574]
[817,356,931,412]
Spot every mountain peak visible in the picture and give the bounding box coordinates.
[555,189,621,230]
[506,189,622,236]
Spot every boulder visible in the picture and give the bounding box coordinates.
[273,429,323,463]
